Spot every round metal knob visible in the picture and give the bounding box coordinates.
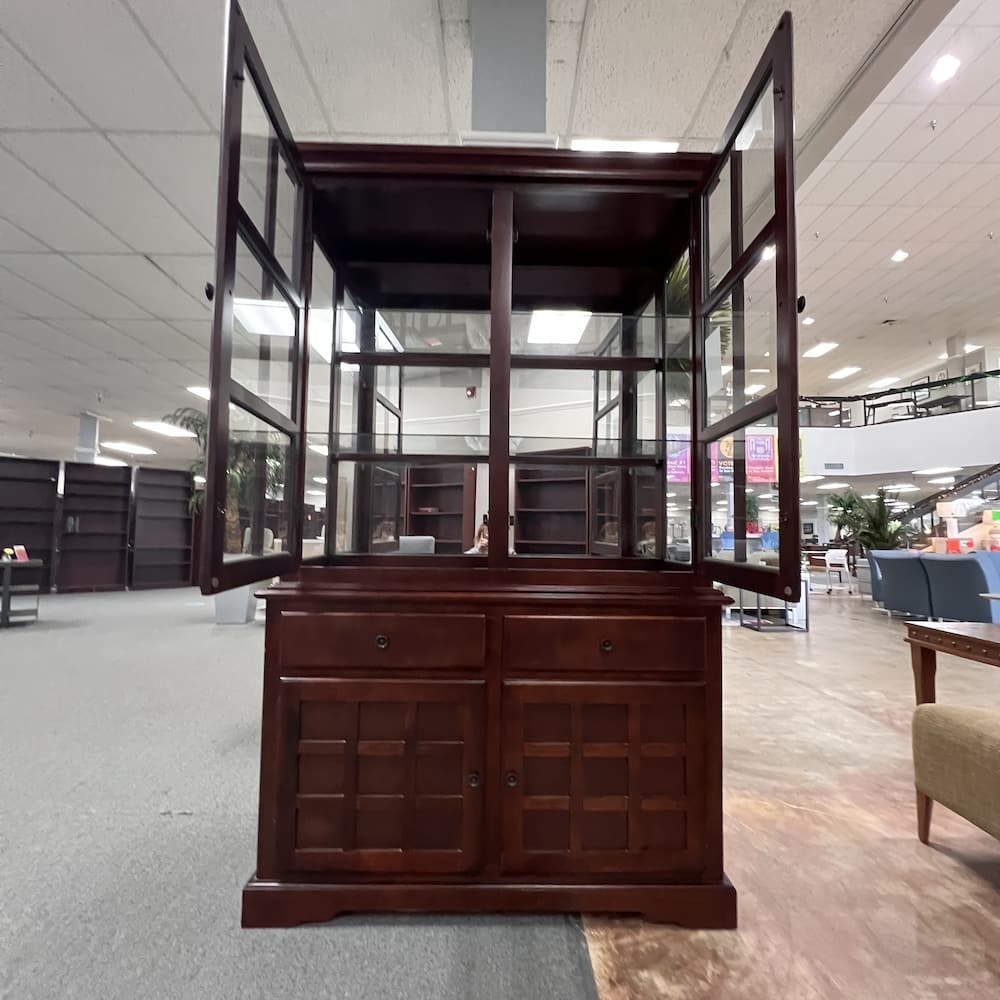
[505,771,519,788]
[375,634,389,650]
[467,772,480,789]
[600,638,613,653]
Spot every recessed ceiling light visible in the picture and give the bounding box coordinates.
[931,54,961,83]
[527,310,592,344]
[665,492,676,498]
[890,249,909,263]
[868,376,899,389]
[816,482,850,490]
[829,366,861,380]
[570,138,680,153]
[306,490,325,497]
[761,244,776,262]
[133,420,196,439]
[800,475,824,483]
[193,475,206,485]
[802,342,837,358]
[94,455,128,467]
[187,386,211,400]
[913,467,960,475]
[102,440,156,456]
[802,316,816,326]
[800,500,818,507]
[927,476,956,485]
[308,443,329,456]
[964,343,982,353]
[745,487,755,494]
[861,493,879,500]
[749,368,771,374]
[883,483,919,492]
[744,384,765,395]
[669,398,687,407]
[715,500,729,506]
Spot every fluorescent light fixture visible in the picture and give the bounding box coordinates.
[861,493,879,500]
[816,482,850,490]
[829,366,861,380]
[759,492,775,499]
[883,483,919,492]
[800,475,824,483]
[749,368,771,374]
[233,297,294,337]
[715,500,728,506]
[665,492,676,498]
[964,343,982,353]
[313,476,328,485]
[306,490,325,497]
[744,384,765,395]
[761,244,776,262]
[669,398,687,407]
[133,419,197,439]
[868,376,899,389]
[570,138,679,153]
[802,342,837,359]
[890,249,909,263]
[827,409,841,415]
[931,54,960,83]
[802,316,816,326]
[928,476,956,485]
[94,455,127,467]
[187,386,210,400]
[800,500,818,507]
[102,440,156,456]
[308,443,329,457]
[193,475,206,485]
[913,467,960,475]
[527,309,592,345]
[746,487,756,494]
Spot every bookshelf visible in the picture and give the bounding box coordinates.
[404,464,476,554]
[130,468,194,590]
[514,466,588,555]
[0,457,59,591]
[57,463,132,592]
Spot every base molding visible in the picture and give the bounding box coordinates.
[242,876,738,929]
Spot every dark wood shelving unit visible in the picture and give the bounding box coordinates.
[404,464,476,553]
[0,457,59,591]
[130,468,194,590]
[57,463,132,593]
[514,466,588,554]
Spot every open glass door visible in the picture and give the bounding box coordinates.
[694,12,800,601]
[201,0,313,592]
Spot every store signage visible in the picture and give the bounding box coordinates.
[665,432,777,484]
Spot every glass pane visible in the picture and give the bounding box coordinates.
[665,256,693,563]
[337,432,488,457]
[742,254,778,400]
[706,158,732,292]
[736,78,776,251]
[374,310,490,353]
[223,404,292,561]
[374,402,400,439]
[377,365,400,406]
[511,312,656,358]
[637,370,656,441]
[302,433,329,559]
[232,233,295,417]
[238,73,300,281]
[703,295,733,426]
[334,462,488,556]
[596,403,620,449]
[306,244,334,437]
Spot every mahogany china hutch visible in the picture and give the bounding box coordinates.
[202,3,800,928]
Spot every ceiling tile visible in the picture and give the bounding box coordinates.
[43,318,163,361]
[0,33,89,129]
[1,132,210,254]
[70,254,208,320]
[2,0,206,130]
[0,266,85,318]
[0,219,48,253]
[836,102,929,161]
[914,103,1000,161]
[0,148,126,253]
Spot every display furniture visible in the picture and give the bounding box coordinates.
[130,468,195,590]
[0,558,43,628]
[0,457,59,592]
[200,3,801,929]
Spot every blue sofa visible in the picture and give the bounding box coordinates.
[869,550,931,618]
[921,552,1000,624]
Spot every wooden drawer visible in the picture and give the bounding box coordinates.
[278,611,486,668]
[503,615,704,674]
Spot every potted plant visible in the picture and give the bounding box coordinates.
[856,490,916,553]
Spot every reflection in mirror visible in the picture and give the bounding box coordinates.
[223,404,292,561]
[334,462,488,556]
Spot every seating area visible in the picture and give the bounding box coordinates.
[868,550,1000,622]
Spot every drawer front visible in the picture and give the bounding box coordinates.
[278,612,486,668]
[503,615,704,673]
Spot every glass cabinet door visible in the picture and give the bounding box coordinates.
[201,1,314,592]
[694,13,800,601]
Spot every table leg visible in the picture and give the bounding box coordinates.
[911,642,937,705]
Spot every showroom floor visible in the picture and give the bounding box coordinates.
[2,587,1000,999]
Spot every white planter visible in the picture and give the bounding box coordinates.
[214,584,259,625]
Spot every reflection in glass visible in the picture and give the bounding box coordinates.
[375,310,489,352]
[704,295,734,425]
[306,243,334,437]
[511,312,656,357]
[706,159,732,291]
[736,78,775,251]
[232,234,295,417]
[223,405,292,561]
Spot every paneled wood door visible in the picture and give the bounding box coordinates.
[277,678,485,874]
[500,681,705,876]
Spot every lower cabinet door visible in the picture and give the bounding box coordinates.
[500,681,706,876]
[277,678,485,874]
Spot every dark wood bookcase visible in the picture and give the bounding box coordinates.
[130,468,194,590]
[404,464,476,553]
[514,467,588,555]
[0,457,59,591]
[57,463,131,592]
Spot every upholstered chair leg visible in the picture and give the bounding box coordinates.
[917,791,933,844]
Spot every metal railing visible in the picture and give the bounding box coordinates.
[800,368,1000,427]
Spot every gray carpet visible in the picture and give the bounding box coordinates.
[0,589,598,1000]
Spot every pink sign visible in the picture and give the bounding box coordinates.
[746,434,777,483]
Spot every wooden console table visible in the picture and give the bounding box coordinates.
[905,622,1000,705]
